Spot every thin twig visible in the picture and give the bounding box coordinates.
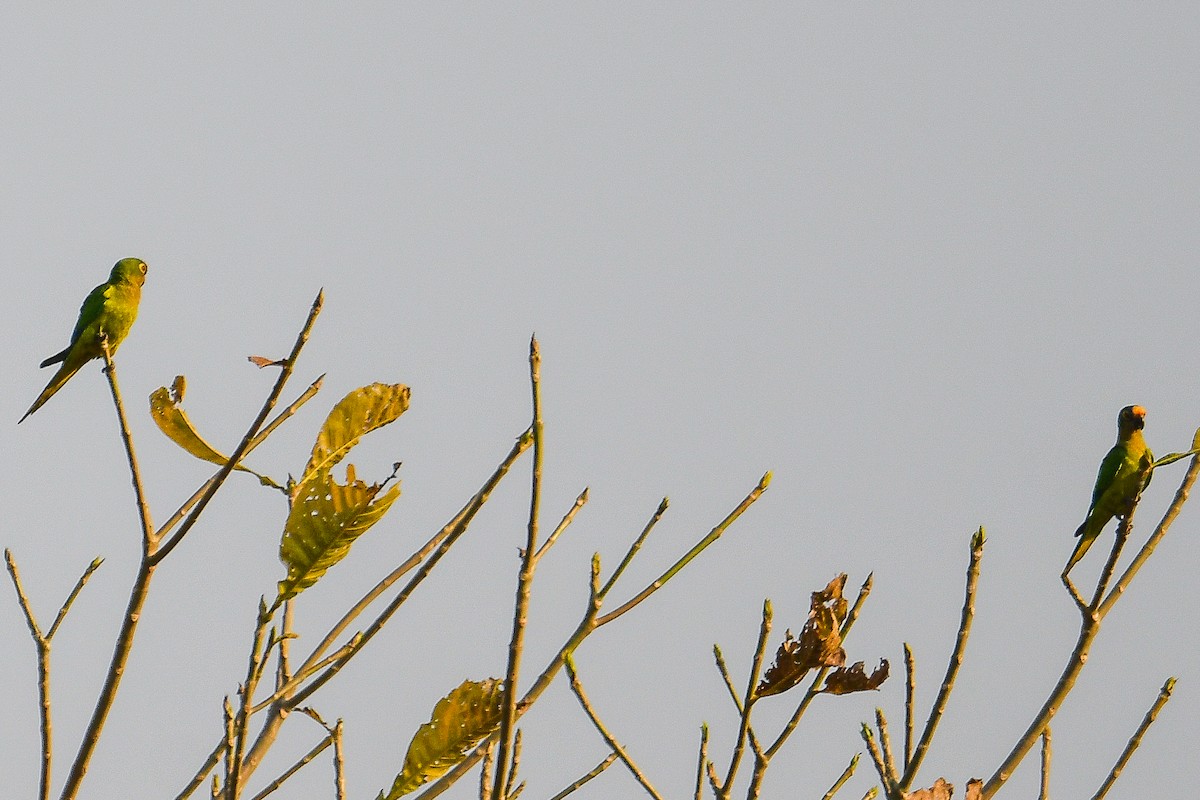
[100,339,155,544]
[5,551,55,800]
[222,697,235,799]
[1039,728,1050,800]
[875,708,899,794]
[479,740,495,800]
[903,644,915,770]
[718,600,772,799]
[332,720,346,800]
[859,724,887,790]
[1090,678,1176,800]
[564,654,666,800]
[6,552,103,800]
[711,646,763,759]
[504,729,523,800]
[276,601,294,689]
[1062,573,1088,612]
[228,603,272,797]
[534,488,589,563]
[1089,517,1130,610]
[694,725,709,800]
[597,474,770,626]
[550,752,618,800]
[597,497,669,600]
[823,754,860,800]
[249,636,361,715]
[984,611,1100,798]
[899,528,984,793]
[245,734,334,800]
[48,557,105,639]
[176,742,224,800]
[493,337,544,800]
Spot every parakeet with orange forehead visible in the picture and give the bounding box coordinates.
[1063,405,1154,576]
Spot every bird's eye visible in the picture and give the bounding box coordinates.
[140,263,147,273]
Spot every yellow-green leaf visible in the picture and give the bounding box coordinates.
[149,377,278,488]
[276,464,401,604]
[377,679,504,800]
[301,383,410,484]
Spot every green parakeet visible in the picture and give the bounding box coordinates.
[19,258,148,423]
[1063,405,1153,576]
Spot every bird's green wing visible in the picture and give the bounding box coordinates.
[69,281,112,344]
[1088,444,1126,510]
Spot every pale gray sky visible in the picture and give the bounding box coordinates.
[2,6,1197,799]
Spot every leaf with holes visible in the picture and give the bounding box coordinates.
[757,574,849,697]
[300,383,410,484]
[377,678,505,800]
[821,659,889,695]
[276,463,401,605]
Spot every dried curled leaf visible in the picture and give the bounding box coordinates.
[248,355,286,368]
[904,777,954,800]
[757,574,849,697]
[377,679,504,799]
[276,464,401,604]
[149,377,275,485]
[301,383,411,483]
[821,659,889,695]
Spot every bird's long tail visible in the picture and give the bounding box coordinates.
[18,361,84,423]
[1062,519,1095,576]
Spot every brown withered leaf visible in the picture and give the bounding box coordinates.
[815,573,849,624]
[904,777,953,800]
[822,659,889,695]
[248,355,287,368]
[757,574,849,697]
[963,779,982,800]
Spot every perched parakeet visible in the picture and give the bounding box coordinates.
[1063,405,1153,575]
[19,258,148,423]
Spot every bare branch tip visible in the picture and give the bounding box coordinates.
[971,526,986,549]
